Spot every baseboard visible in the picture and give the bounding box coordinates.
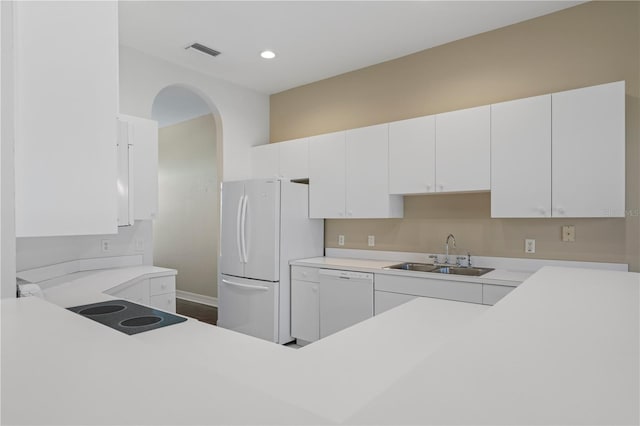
[176,290,218,308]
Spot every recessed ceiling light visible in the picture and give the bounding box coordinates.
[260,50,276,59]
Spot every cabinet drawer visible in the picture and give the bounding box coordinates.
[375,274,482,304]
[483,284,515,305]
[149,276,176,296]
[149,293,176,313]
[291,266,320,283]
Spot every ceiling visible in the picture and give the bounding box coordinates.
[119,1,583,95]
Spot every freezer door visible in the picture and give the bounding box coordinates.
[218,275,278,342]
[220,181,245,277]
[243,180,280,281]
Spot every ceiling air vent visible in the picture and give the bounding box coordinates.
[186,43,221,58]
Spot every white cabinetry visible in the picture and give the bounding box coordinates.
[309,125,402,219]
[251,144,280,179]
[148,276,176,312]
[375,274,483,304]
[491,81,625,218]
[435,105,491,193]
[251,138,309,179]
[309,132,346,218]
[106,279,150,306]
[482,284,514,306]
[374,291,417,315]
[491,95,552,218]
[14,2,119,237]
[290,266,320,342]
[105,274,176,313]
[388,115,436,194]
[552,81,625,217]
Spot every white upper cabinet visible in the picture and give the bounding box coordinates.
[435,105,491,193]
[388,115,436,194]
[251,138,309,179]
[309,131,346,218]
[251,144,280,179]
[14,2,119,237]
[491,95,552,218]
[279,138,309,179]
[552,81,625,218]
[309,126,402,219]
[345,124,402,218]
[118,115,159,221]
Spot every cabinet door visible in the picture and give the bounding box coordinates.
[435,105,490,193]
[346,124,402,218]
[308,131,346,218]
[279,138,309,179]
[251,144,280,179]
[389,115,436,194]
[374,291,417,315]
[552,81,625,217]
[14,2,119,237]
[126,115,159,221]
[291,279,319,342]
[491,95,551,218]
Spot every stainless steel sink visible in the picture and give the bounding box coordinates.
[385,262,494,277]
[435,266,494,276]
[386,262,440,273]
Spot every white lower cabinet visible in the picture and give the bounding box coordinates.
[291,266,321,342]
[105,274,177,313]
[482,284,514,306]
[148,276,177,312]
[291,279,319,342]
[375,274,482,304]
[106,279,150,306]
[374,291,417,315]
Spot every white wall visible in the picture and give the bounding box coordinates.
[1,1,16,298]
[119,45,270,182]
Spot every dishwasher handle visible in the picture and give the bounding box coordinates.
[318,269,373,281]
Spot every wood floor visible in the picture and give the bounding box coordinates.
[176,298,217,326]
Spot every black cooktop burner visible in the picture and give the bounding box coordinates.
[67,299,187,335]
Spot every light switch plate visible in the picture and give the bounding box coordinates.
[562,225,576,242]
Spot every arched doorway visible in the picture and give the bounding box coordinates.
[151,85,220,324]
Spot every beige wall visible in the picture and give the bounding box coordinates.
[154,114,218,297]
[270,1,640,271]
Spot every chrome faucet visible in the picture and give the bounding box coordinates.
[445,234,456,264]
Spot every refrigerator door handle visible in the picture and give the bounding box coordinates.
[236,195,244,263]
[222,279,268,291]
[240,195,249,263]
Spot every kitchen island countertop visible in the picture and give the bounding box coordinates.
[2,266,638,425]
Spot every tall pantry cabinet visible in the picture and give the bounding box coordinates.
[14,2,119,236]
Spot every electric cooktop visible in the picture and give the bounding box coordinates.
[67,299,187,335]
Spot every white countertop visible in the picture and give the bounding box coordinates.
[2,266,638,425]
[291,256,532,285]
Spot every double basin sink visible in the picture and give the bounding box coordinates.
[386,262,494,277]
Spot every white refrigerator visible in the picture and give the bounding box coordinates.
[218,179,324,344]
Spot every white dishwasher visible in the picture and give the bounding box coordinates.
[319,269,374,338]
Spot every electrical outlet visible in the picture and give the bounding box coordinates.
[525,239,536,254]
[135,239,144,252]
[101,239,111,253]
[338,235,345,246]
[368,235,375,247]
[562,225,576,242]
